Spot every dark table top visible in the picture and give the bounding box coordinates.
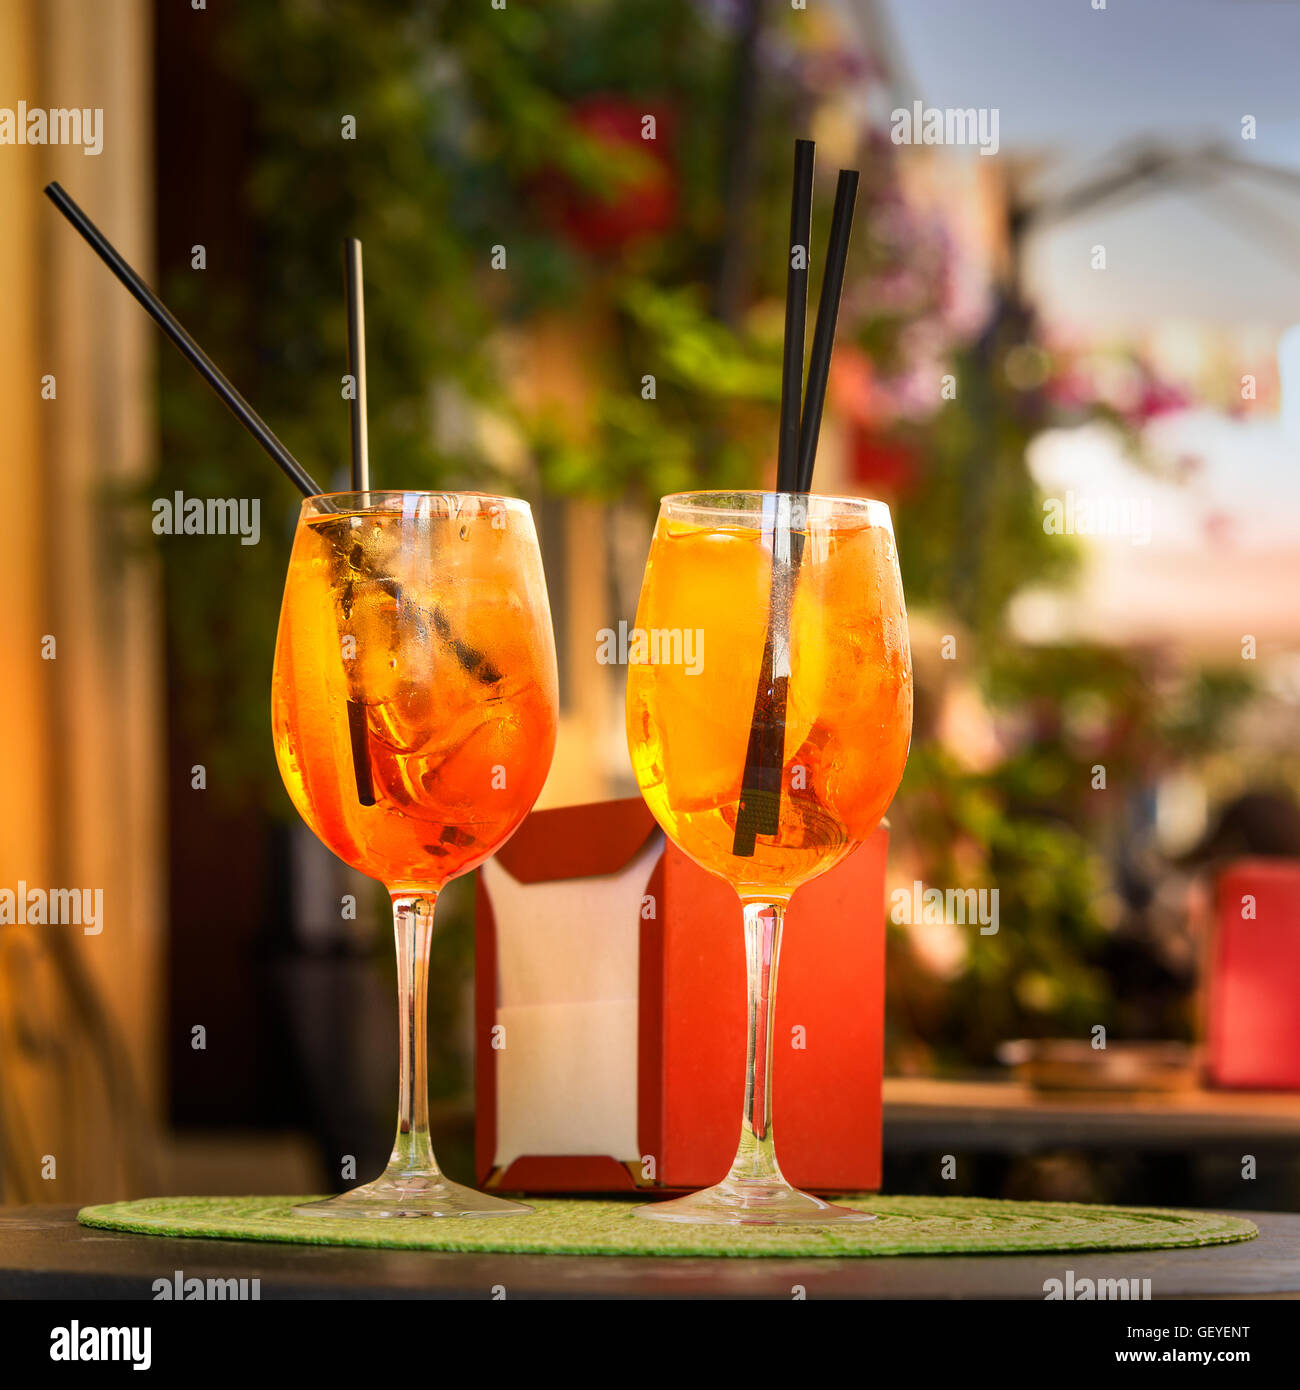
[1,1205,1295,1299]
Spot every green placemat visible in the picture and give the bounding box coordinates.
[78,1195,1257,1259]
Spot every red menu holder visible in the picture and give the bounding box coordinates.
[475,797,888,1194]
[1206,858,1300,1091]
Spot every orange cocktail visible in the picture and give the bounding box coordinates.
[626,490,911,1225]
[627,495,911,900]
[273,491,556,1219]
[273,495,556,888]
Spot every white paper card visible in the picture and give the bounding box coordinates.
[483,832,662,1167]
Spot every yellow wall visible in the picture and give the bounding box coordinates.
[0,0,163,1203]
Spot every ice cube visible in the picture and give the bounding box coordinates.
[368,681,552,821]
[336,580,411,707]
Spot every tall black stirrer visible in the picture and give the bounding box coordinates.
[43,182,323,499]
[797,170,859,493]
[732,139,814,856]
[343,238,377,806]
[43,183,381,805]
[777,139,815,493]
[344,238,370,491]
[732,151,860,858]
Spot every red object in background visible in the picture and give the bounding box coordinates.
[849,424,918,494]
[1206,859,1300,1090]
[539,96,677,253]
[475,798,888,1193]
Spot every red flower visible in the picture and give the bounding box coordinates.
[850,426,918,495]
[1131,378,1192,425]
[540,95,677,254]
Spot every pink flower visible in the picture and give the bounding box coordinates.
[1131,379,1192,425]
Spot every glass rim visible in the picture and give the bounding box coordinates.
[658,489,893,526]
[300,489,533,516]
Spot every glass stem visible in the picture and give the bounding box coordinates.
[726,900,788,1189]
[387,891,441,1180]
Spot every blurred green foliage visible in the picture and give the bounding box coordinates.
[892,744,1115,1063]
[890,644,1256,1066]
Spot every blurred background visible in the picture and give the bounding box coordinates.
[3,0,1300,1211]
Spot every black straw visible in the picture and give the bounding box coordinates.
[797,169,859,492]
[45,184,387,809]
[43,182,323,499]
[733,140,815,856]
[732,145,860,858]
[344,238,370,492]
[342,237,376,807]
[730,501,792,857]
[776,140,815,491]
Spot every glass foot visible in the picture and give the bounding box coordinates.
[636,1179,875,1227]
[293,1173,532,1220]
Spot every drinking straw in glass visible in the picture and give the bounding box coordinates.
[625,145,907,1225]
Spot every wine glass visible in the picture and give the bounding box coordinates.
[272,491,557,1217]
[625,490,912,1224]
